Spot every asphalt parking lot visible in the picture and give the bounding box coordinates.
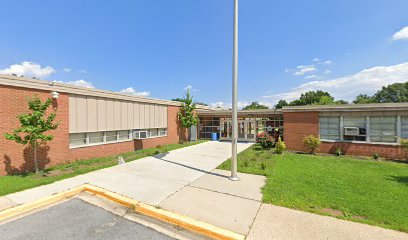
[0,198,175,240]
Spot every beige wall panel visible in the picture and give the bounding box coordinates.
[149,104,155,128]
[69,96,77,133]
[114,100,121,130]
[121,101,128,130]
[76,96,88,132]
[69,95,171,132]
[163,106,168,128]
[127,102,134,129]
[139,104,145,129]
[145,104,150,128]
[106,100,115,130]
[157,106,163,128]
[133,103,140,129]
[86,97,98,132]
[97,98,107,131]
[154,105,160,128]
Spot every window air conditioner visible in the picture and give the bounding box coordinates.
[133,130,148,139]
[344,127,359,136]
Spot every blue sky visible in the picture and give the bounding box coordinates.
[1,0,408,108]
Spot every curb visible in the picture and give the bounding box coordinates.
[0,184,245,240]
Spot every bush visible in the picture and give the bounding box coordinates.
[303,135,321,154]
[274,137,286,154]
[400,138,408,159]
[257,132,274,149]
[373,153,380,160]
[336,147,342,156]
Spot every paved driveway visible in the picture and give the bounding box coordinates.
[5,141,253,206]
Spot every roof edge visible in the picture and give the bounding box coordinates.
[0,74,185,106]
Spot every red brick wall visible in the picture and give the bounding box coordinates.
[320,142,405,160]
[283,111,320,152]
[0,84,185,175]
[0,85,70,175]
[283,111,405,160]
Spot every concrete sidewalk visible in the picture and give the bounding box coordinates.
[2,141,253,207]
[248,204,408,240]
[159,169,266,235]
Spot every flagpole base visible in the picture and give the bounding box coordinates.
[228,176,240,181]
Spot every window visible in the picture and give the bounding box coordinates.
[370,116,397,143]
[402,117,408,139]
[198,117,220,139]
[150,129,158,137]
[118,130,130,140]
[70,133,87,147]
[106,131,118,142]
[159,128,167,136]
[343,117,366,141]
[89,132,104,144]
[319,117,340,140]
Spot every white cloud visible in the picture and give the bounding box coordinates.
[323,70,332,75]
[263,62,408,104]
[78,69,88,74]
[54,79,95,88]
[304,75,318,79]
[313,58,320,62]
[63,68,72,73]
[184,85,199,92]
[320,60,332,65]
[210,101,272,110]
[210,102,229,109]
[392,26,408,41]
[119,87,150,97]
[294,65,317,76]
[0,61,56,78]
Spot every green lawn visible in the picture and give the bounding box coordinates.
[0,140,206,197]
[218,144,408,232]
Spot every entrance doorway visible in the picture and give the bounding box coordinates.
[220,119,256,141]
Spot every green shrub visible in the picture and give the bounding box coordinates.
[303,135,321,154]
[336,147,342,156]
[257,132,274,149]
[373,153,380,160]
[274,137,286,154]
[400,138,408,160]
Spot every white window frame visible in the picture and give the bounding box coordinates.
[319,115,404,145]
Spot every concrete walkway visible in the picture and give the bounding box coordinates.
[3,141,253,207]
[248,204,408,240]
[159,169,266,235]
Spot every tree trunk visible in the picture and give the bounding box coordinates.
[33,142,39,174]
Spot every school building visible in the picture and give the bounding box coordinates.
[0,74,407,175]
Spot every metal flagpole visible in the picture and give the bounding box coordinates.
[229,0,239,181]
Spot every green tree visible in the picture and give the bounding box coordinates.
[242,102,269,110]
[372,82,408,103]
[177,89,199,139]
[334,100,349,105]
[289,90,334,106]
[4,96,59,173]
[171,98,208,106]
[274,100,289,109]
[353,94,374,104]
[316,95,335,105]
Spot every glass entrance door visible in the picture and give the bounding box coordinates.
[220,120,256,142]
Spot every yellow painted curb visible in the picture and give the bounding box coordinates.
[0,184,245,240]
[0,185,84,221]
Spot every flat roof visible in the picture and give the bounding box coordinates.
[282,103,408,112]
[197,109,282,117]
[0,74,210,109]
